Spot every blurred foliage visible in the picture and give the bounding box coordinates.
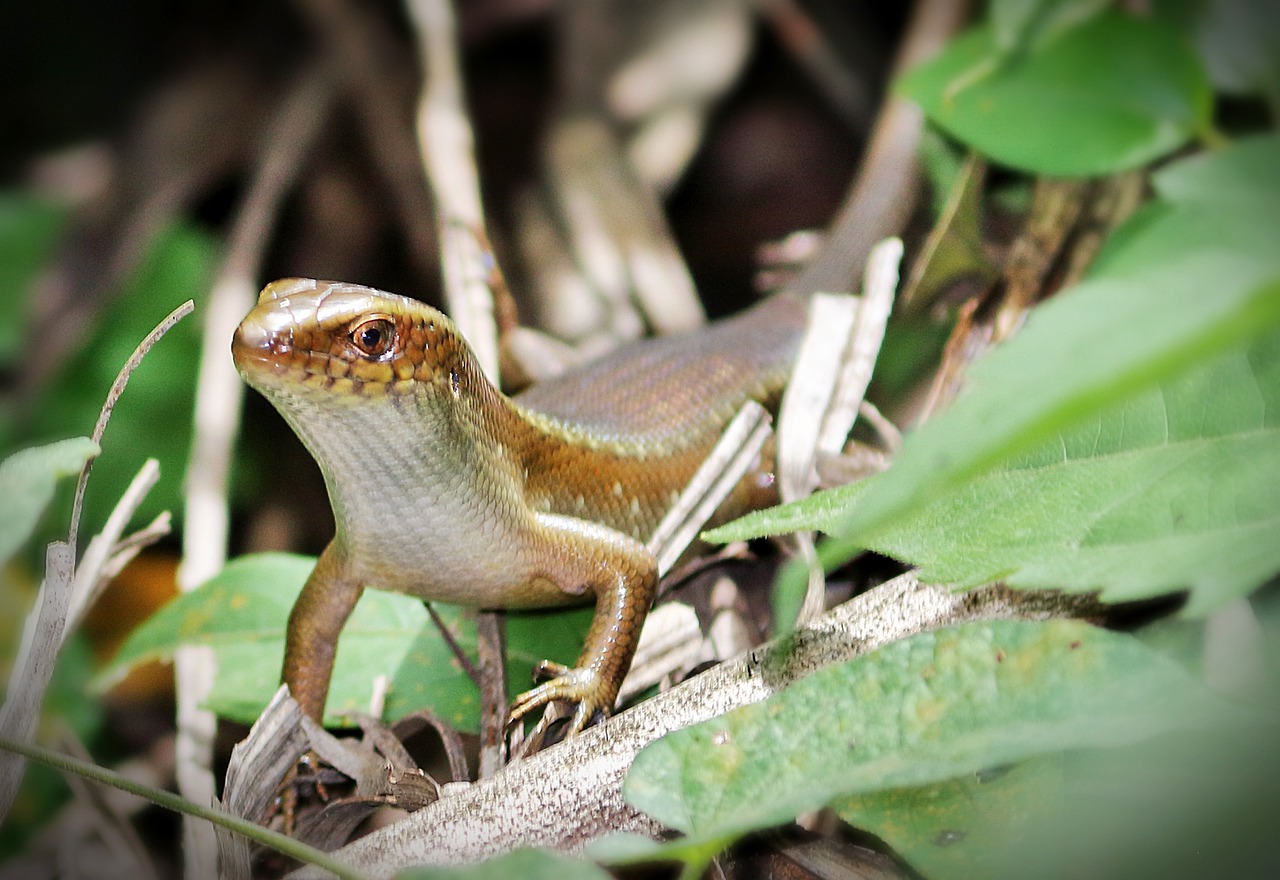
[4,198,215,551]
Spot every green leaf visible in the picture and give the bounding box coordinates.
[1002,715,1280,878]
[897,11,1211,175]
[713,138,1280,615]
[855,332,1280,615]
[624,619,1223,845]
[1149,132,1280,210]
[0,438,98,566]
[1091,135,1280,279]
[102,553,593,730]
[834,756,1064,879]
[101,554,425,727]
[716,259,1280,546]
[396,848,612,880]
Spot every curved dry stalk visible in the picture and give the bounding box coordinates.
[1,301,192,826]
[180,68,333,877]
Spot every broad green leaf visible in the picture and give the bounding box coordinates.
[624,619,1223,845]
[102,553,593,730]
[101,554,427,727]
[897,11,1211,175]
[834,756,1064,879]
[397,848,611,880]
[1091,134,1280,278]
[1149,132,1280,210]
[855,333,1280,615]
[711,138,1280,617]
[711,263,1280,546]
[0,438,98,566]
[1001,716,1280,878]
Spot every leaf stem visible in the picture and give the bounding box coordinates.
[0,735,365,880]
[1198,122,1233,151]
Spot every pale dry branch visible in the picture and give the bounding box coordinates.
[291,575,1098,878]
[406,0,501,380]
[188,68,333,877]
[0,543,75,821]
[68,300,193,551]
[66,459,166,635]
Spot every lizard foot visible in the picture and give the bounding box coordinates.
[508,661,614,739]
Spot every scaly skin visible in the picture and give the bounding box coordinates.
[232,278,808,734]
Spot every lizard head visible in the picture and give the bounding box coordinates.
[232,278,477,408]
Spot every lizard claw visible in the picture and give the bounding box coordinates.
[508,664,612,738]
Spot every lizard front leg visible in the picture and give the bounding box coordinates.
[508,514,659,735]
[283,543,365,722]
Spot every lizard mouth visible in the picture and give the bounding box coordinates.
[231,315,299,379]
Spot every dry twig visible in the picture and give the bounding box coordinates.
[188,69,333,877]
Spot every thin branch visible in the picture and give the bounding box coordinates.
[66,459,165,635]
[183,67,332,877]
[424,603,483,687]
[405,0,501,380]
[0,735,364,880]
[67,300,193,552]
[292,575,1099,877]
[475,612,507,778]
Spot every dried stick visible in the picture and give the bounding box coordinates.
[776,239,901,626]
[66,459,167,636]
[181,69,332,877]
[0,543,75,822]
[476,612,507,779]
[67,301,194,552]
[0,301,192,824]
[291,575,1096,878]
[405,0,501,380]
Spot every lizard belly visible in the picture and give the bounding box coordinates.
[300,396,581,609]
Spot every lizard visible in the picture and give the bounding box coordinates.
[232,277,810,735]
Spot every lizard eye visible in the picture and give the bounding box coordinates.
[349,318,395,358]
